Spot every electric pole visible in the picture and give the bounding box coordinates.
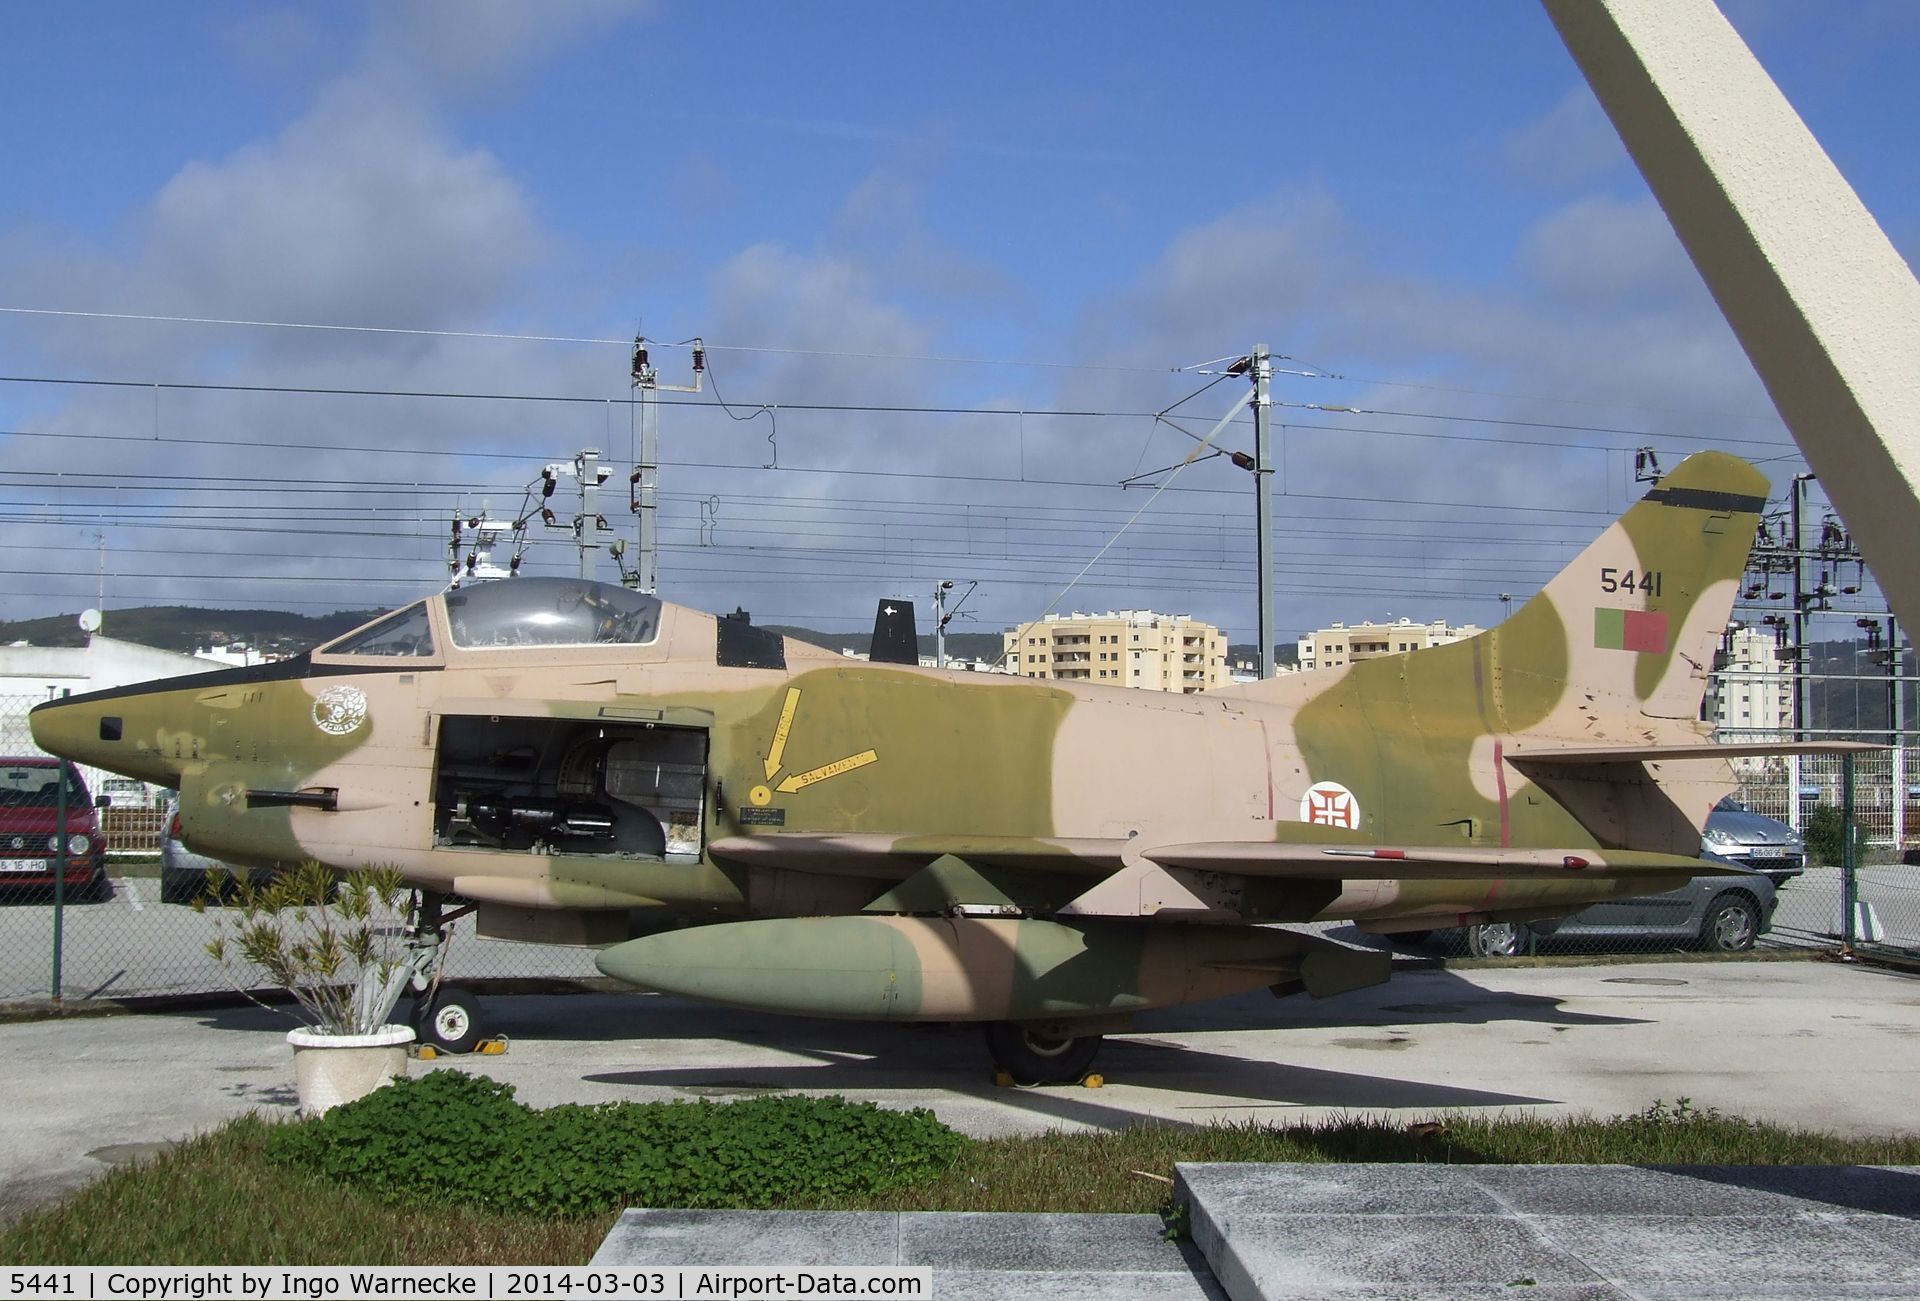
[628,335,706,594]
[542,451,615,580]
[1894,615,1907,849]
[579,448,604,581]
[1251,344,1276,679]
[1791,473,1812,742]
[932,579,976,670]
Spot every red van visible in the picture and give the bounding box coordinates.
[0,757,110,899]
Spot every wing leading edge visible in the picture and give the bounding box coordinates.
[710,832,1725,883]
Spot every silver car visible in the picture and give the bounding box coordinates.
[1461,868,1781,956]
[1453,798,1799,956]
[1702,796,1806,888]
[159,798,274,904]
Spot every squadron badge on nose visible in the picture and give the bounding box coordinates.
[312,685,369,737]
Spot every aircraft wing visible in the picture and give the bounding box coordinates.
[710,832,1722,882]
[1144,842,1727,880]
[707,833,1124,876]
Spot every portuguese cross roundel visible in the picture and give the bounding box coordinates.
[1300,780,1362,830]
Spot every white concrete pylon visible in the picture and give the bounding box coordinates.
[1544,0,1920,635]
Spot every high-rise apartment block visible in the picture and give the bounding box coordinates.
[1003,611,1227,693]
[1296,618,1483,671]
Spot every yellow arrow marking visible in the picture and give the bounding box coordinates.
[776,749,879,794]
[764,687,801,780]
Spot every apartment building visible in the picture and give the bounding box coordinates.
[1002,610,1228,693]
[1712,624,1793,735]
[1296,617,1484,671]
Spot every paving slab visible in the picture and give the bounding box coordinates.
[591,1210,1226,1299]
[1176,1162,1920,1300]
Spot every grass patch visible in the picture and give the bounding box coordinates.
[0,1116,612,1266]
[7,1097,1920,1265]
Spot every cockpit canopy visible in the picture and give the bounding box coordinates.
[322,578,663,656]
[447,578,662,649]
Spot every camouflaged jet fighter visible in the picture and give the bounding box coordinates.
[30,451,1863,1080]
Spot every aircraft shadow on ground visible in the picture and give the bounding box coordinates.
[1132,968,1650,1034]
[183,964,1646,1044]
[580,1018,1555,1122]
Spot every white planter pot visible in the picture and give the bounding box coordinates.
[286,1024,415,1116]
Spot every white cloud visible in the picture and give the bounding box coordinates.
[140,80,543,336]
[1516,195,1696,308]
[1503,86,1629,191]
[366,0,654,98]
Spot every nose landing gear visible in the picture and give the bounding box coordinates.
[350,890,495,1055]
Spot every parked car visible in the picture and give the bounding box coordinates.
[1460,867,1781,956]
[159,798,275,904]
[0,757,110,901]
[1702,796,1805,888]
[98,777,163,810]
[1446,796,1801,956]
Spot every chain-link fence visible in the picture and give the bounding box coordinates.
[1722,741,1920,958]
[1380,742,1920,961]
[4,687,1915,1002]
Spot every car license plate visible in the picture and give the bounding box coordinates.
[1748,846,1786,859]
[0,858,47,873]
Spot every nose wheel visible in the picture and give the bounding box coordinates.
[412,984,485,1055]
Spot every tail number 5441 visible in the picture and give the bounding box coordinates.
[1600,567,1661,596]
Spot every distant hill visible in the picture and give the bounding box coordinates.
[762,624,1007,663]
[0,606,383,655]
[1228,643,1300,670]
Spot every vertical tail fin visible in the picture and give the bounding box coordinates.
[1489,450,1769,726]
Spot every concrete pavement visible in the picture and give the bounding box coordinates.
[2,957,1916,1222]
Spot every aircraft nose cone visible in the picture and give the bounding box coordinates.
[29,695,111,764]
[29,689,183,788]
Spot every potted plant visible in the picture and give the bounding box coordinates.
[201,860,416,1115]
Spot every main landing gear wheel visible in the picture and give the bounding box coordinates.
[984,1022,1102,1085]
[412,985,485,1055]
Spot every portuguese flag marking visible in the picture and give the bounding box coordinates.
[1594,608,1669,654]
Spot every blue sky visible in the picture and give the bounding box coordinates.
[2,1,1916,645]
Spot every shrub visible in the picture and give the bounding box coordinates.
[201,861,413,1034]
[268,1070,969,1215]
[1803,805,1858,867]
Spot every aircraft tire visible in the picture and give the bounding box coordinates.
[983,1022,1102,1085]
[413,986,485,1054]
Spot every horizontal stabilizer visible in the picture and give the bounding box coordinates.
[1508,740,1883,765]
